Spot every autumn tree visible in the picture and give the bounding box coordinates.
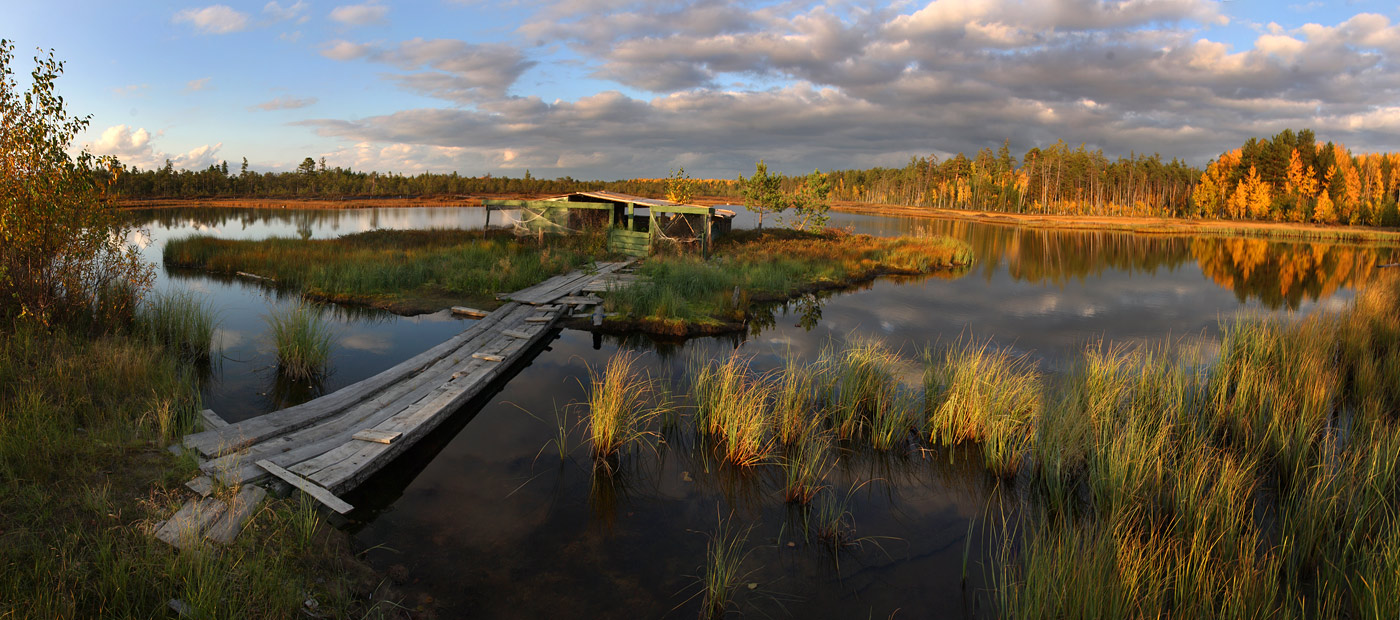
[664,167,696,204]
[0,40,152,326]
[786,169,831,231]
[740,160,785,229]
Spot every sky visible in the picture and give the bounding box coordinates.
[9,0,1400,179]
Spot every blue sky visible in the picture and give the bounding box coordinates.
[10,0,1400,179]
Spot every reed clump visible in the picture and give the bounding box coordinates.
[924,338,1041,476]
[266,303,333,380]
[691,354,775,467]
[139,289,219,361]
[585,351,671,469]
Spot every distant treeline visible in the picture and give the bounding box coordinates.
[821,140,1201,218]
[110,131,1400,228]
[109,157,741,201]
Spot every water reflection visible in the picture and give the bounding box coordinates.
[117,204,1400,618]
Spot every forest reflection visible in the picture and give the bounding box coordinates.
[922,219,1395,310]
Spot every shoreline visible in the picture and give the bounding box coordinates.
[120,195,1400,244]
[827,200,1400,244]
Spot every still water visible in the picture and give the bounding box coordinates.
[128,205,1394,617]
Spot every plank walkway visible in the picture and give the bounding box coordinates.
[156,261,637,547]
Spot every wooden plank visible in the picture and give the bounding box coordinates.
[256,459,354,514]
[352,429,402,444]
[450,306,488,318]
[199,409,229,430]
[472,352,504,362]
[206,303,540,484]
[501,329,531,339]
[524,316,552,323]
[154,497,227,549]
[557,295,602,305]
[312,310,563,492]
[204,485,267,544]
[183,303,521,457]
[185,476,215,497]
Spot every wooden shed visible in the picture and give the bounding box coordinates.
[482,191,735,258]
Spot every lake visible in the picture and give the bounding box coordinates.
[126,205,1394,617]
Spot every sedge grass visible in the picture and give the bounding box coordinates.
[266,302,333,381]
[585,351,672,469]
[690,353,775,467]
[923,338,1041,476]
[139,289,220,361]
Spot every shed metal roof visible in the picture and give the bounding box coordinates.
[560,190,736,219]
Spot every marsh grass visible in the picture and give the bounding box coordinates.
[690,353,775,467]
[266,302,333,380]
[606,228,973,330]
[165,228,601,312]
[995,271,1400,618]
[684,511,758,619]
[924,338,1041,476]
[0,326,392,618]
[586,351,672,470]
[139,289,219,361]
[781,430,832,504]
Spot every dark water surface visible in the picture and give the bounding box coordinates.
[128,205,1396,617]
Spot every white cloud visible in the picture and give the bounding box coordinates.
[330,2,388,26]
[263,0,309,23]
[321,38,535,102]
[184,77,212,93]
[88,124,223,170]
[173,5,251,34]
[112,83,149,97]
[252,96,318,111]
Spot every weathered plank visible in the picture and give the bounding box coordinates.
[472,352,504,362]
[501,329,531,339]
[199,409,229,430]
[557,295,602,306]
[256,459,354,514]
[154,497,227,549]
[450,306,488,318]
[309,309,564,492]
[185,476,215,497]
[183,303,520,458]
[352,429,402,444]
[204,485,267,544]
[205,304,543,485]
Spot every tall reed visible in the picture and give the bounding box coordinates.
[924,338,1041,476]
[140,289,219,361]
[690,353,774,467]
[266,302,333,380]
[586,351,663,466]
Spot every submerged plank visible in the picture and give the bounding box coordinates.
[256,459,354,514]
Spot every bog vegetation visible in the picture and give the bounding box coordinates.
[573,270,1400,618]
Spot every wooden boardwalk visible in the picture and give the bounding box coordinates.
[156,260,636,546]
